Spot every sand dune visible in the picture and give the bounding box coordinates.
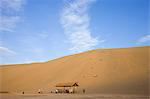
[0,46,149,95]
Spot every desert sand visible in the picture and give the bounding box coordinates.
[1,93,149,99]
[0,46,149,97]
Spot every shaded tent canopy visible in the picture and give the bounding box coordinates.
[56,82,79,87]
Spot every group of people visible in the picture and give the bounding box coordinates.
[22,89,43,94]
[21,89,86,94]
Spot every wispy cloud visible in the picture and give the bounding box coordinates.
[0,0,25,32]
[36,31,49,39]
[20,31,49,54]
[0,16,20,32]
[60,0,99,52]
[137,35,150,44]
[0,46,16,55]
[0,0,25,11]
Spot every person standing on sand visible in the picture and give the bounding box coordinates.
[38,89,41,94]
[83,89,85,93]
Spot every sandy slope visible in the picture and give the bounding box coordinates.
[0,46,149,95]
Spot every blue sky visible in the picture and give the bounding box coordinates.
[0,0,149,64]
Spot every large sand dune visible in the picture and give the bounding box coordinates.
[0,46,149,95]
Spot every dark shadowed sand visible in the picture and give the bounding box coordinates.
[0,94,149,99]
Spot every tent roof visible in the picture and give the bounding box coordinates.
[55,82,79,87]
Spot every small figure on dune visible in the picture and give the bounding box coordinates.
[22,91,24,94]
[83,89,85,93]
[38,89,41,94]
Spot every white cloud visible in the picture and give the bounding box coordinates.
[31,48,44,53]
[0,16,20,32]
[0,46,16,55]
[37,31,49,38]
[20,32,48,55]
[0,0,25,11]
[0,0,25,32]
[60,0,100,52]
[137,35,150,44]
